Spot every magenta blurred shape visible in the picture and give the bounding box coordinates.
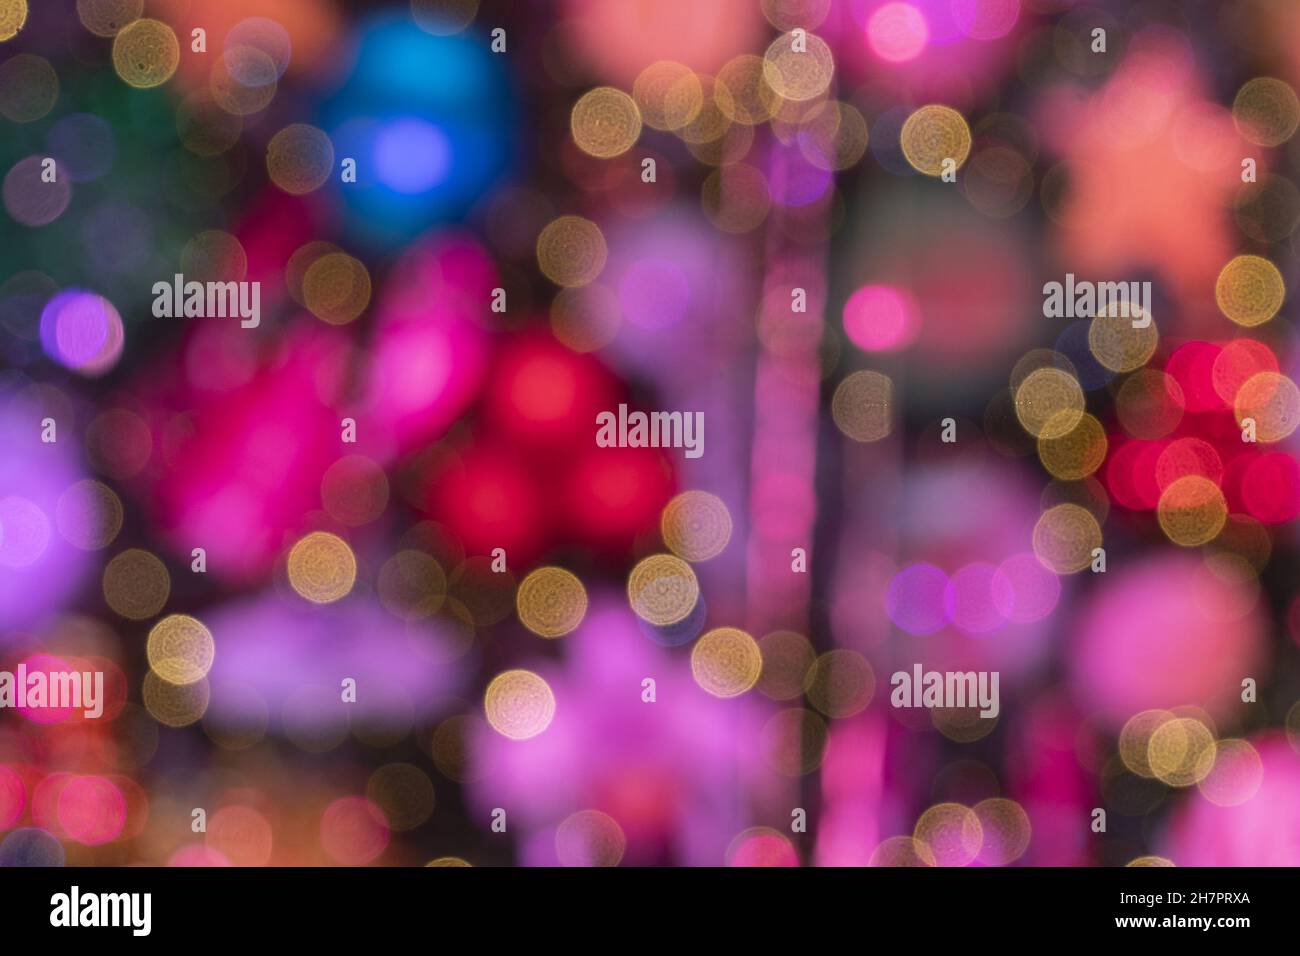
[203,592,469,731]
[39,290,123,376]
[886,562,949,635]
[134,320,350,582]
[357,233,491,459]
[1070,553,1267,726]
[0,389,93,637]
[469,597,776,866]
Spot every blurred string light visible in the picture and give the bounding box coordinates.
[913,803,982,867]
[555,810,626,867]
[77,0,141,37]
[102,548,170,620]
[0,0,26,41]
[627,553,699,626]
[142,671,209,727]
[146,614,215,686]
[302,252,372,325]
[266,123,335,195]
[570,87,642,159]
[762,30,833,102]
[759,712,826,780]
[0,54,57,122]
[377,550,447,620]
[900,105,972,177]
[632,60,703,132]
[804,649,874,718]
[1032,503,1101,574]
[756,630,815,700]
[111,18,180,89]
[516,566,588,638]
[831,370,893,442]
[484,669,555,740]
[690,626,762,698]
[537,215,608,286]
[1231,76,1300,147]
[1215,254,1285,327]
[54,479,122,550]
[660,490,732,561]
[286,531,357,604]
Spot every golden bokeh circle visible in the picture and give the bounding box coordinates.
[1088,302,1158,371]
[0,0,26,41]
[426,856,472,867]
[1157,476,1227,547]
[691,627,762,698]
[570,87,642,159]
[537,215,607,288]
[913,803,983,867]
[1215,255,1285,327]
[868,835,936,867]
[632,61,703,132]
[972,798,1031,866]
[0,54,57,122]
[55,479,123,550]
[366,762,436,831]
[701,162,771,234]
[142,671,209,727]
[1196,738,1263,807]
[832,370,893,442]
[303,253,371,325]
[1014,367,1085,439]
[716,54,777,125]
[1127,855,1176,867]
[146,614,215,686]
[77,0,141,37]
[210,49,277,115]
[1118,709,1175,778]
[678,75,734,145]
[661,490,732,562]
[760,707,828,776]
[901,105,972,177]
[176,91,243,156]
[798,99,869,171]
[1147,717,1215,787]
[1032,503,1102,574]
[377,550,446,620]
[484,669,555,740]
[756,631,816,701]
[549,283,621,352]
[266,124,334,195]
[1233,77,1300,147]
[111,18,179,89]
[1234,371,1300,442]
[555,810,626,867]
[180,229,247,283]
[761,0,831,31]
[321,455,389,527]
[287,531,357,604]
[516,566,588,638]
[1037,412,1107,480]
[1116,369,1184,439]
[102,548,170,620]
[627,554,699,626]
[805,649,875,718]
[762,31,834,102]
[932,705,998,744]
